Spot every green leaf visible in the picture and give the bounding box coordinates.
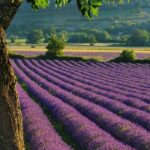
[26,0,129,18]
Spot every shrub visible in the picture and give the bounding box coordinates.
[46,34,65,57]
[112,49,136,62]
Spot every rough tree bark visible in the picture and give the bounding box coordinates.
[0,0,25,150]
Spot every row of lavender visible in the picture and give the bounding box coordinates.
[17,83,71,150]
[12,59,150,150]
[11,50,150,60]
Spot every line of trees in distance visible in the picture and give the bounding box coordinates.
[9,27,150,46]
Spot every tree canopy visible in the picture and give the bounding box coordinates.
[26,0,127,18]
[27,29,44,44]
[128,29,150,46]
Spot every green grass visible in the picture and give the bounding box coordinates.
[9,53,26,59]
[25,139,31,150]
[110,59,150,63]
[36,55,101,62]
[9,51,102,62]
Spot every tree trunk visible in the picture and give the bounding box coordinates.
[0,26,25,150]
[0,1,25,150]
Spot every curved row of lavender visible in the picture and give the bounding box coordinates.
[12,50,150,60]
[11,60,134,150]
[17,84,71,150]
[14,59,150,150]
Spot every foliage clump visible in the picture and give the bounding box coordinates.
[112,49,136,62]
[127,29,150,46]
[27,29,44,44]
[10,36,16,43]
[46,34,65,57]
[89,34,97,46]
[96,31,112,42]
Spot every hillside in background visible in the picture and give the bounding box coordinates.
[7,0,150,38]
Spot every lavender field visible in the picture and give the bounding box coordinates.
[12,59,150,150]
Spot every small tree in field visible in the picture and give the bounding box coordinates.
[120,49,136,60]
[113,49,136,62]
[46,34,65,57]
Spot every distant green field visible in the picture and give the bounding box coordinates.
[9,44,150,53]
